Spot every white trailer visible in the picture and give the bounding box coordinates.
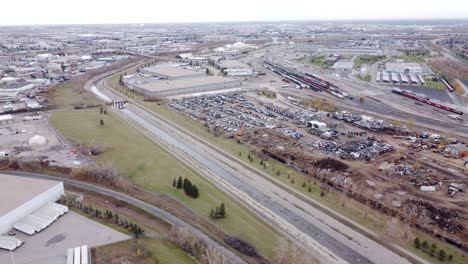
[74,247,81,264]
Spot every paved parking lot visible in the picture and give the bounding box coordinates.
[0,211,130,264]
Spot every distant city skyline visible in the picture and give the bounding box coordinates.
[1,0,467,26]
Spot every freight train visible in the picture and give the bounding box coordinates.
[392,88,463,115]
[263,61,349,99]
[439,76,455,93]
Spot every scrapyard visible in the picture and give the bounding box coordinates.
[169,91,468,252]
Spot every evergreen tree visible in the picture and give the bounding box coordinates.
[176,176,183,189]
[184,179,192,195]
[210,208,215,220]
[173,178,176,187]
[438,249,446,261]
[308,186,312,192]
[414,237,421,249]
[183,178,188,189]
[219,203,226,218]
[100,119,104,126]
[191,185,199,198]
[421,240,428,249]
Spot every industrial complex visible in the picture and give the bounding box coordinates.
[0,17,468,264]
[124,64,242,97]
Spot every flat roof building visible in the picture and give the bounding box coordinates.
[0,174,64,235]
[386,63,422,74]
[216,60,253,77]
[141,65,205,80]
[332,61,354,70]
[132,76,242,97]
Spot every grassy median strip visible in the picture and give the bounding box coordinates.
[50,109,281,258]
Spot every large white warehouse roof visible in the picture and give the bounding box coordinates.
[0,174,64,234]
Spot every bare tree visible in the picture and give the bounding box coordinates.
[272,239,319,264]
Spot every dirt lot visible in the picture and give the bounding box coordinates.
[0,113,87,167]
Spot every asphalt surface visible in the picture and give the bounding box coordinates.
[0,171,247,264]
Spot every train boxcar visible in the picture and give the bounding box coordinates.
[392,88,463,115]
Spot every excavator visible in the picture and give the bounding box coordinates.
[432,143,447,153]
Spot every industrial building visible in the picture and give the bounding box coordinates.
[215,60,253,77]
[333,61,354,71]
[332,61,354,77]
[141,65,205,80]
[0,174,64,235]
[318,48,383,56]
[385,62,422,74]
[132,76,242,97]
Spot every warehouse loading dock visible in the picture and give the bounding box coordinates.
[0,174,64,235]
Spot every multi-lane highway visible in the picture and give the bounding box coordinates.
[84,67,431,264]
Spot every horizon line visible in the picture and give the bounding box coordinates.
[1,18,468,27]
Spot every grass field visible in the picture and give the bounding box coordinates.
[297,56,329,69]
[422,79,446,89]
[50,109,281,258]
[396,55,427,63]
[143,101,468,263]
[308,56,329,69]
[94,238,196,264]
[52,82,100,109]
[355,74,372,82]
[354,55,386,68]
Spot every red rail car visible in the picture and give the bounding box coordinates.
[392,88,463,115]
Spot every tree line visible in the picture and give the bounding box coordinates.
[173,176,199,198]
[414,237,453,261]
[209,203,226,220]
[58,196,144,238]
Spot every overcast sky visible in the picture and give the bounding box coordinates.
[1,0,467,25]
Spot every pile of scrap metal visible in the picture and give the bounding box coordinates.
[313,138,394,160]
[403,198,464,234]
[448,183,466,196]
